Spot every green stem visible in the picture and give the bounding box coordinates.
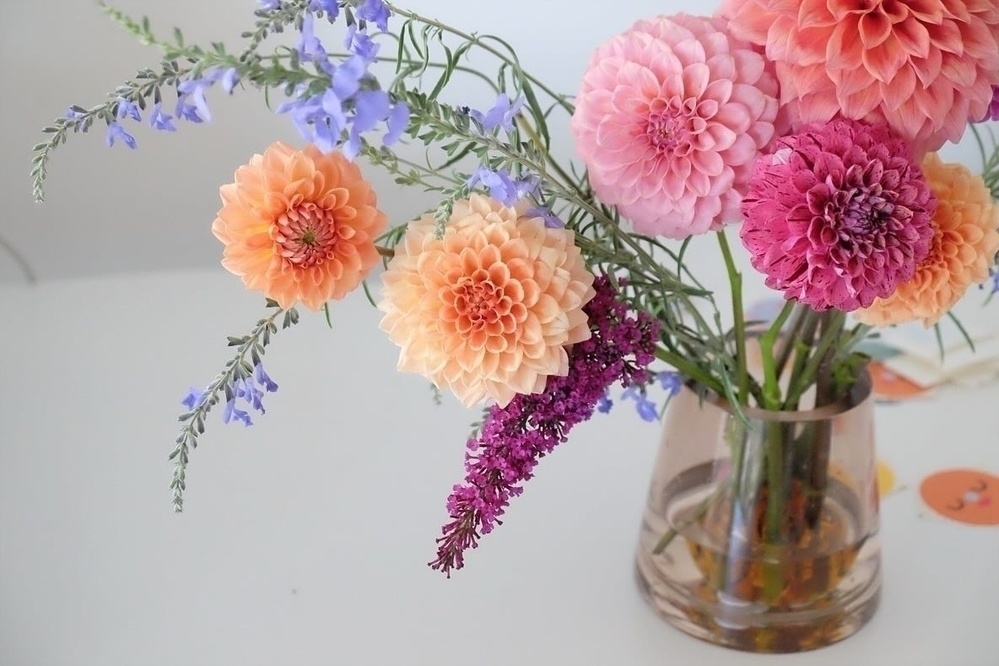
[783,311,847,410]
[758,300,796,410]
[781,310,821,410]
[773,303,807,382]
[762,421,787,602]
[716,230,748,405]
[654,347,724,396]
[384,2,575,115]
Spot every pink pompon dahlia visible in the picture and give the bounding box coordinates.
[212,142,387,310]
[855,154,999,327]
[720,0,999,155]
[570,13,780,238]
[377,195,596,408]
[740,119,936,312]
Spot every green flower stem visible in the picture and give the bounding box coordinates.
[773,303,808,382]
[384,2,575,115]
[716,230,748,405]
[654,347,724,396]
[783,310,846,410]
[758,300,796,409]
[780,310,820,410]
[762,420,788,603]
[359,142,464,191]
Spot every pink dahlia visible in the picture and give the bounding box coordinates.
[570,13,780,238]
[720,0,999,155]
[740,119,936,312]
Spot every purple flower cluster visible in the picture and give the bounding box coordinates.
[429,277,660,576]
[468,93,525,134]
[181,363,279,428]
[276,0,408,159]
[460,94,535,206]
[93,0,405,157]
[95,63,242,150]
[523,206,565,229]
[599,370,682,422]
[465,167,538,207]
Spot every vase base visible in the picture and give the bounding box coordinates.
[635,557,881,653]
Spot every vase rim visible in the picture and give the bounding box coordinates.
[686,368,872,423]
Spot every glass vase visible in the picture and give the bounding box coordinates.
[634,371,881,653]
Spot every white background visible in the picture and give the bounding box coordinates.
[1,1,998,664]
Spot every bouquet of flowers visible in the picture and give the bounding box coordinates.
[31,0,999,593]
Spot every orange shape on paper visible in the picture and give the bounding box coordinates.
[919,468,999,526]
[869,361,929,401]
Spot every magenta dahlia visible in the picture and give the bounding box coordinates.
[740,119,936,312]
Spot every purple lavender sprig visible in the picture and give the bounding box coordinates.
[170,301,299,512]
[430,277,660,576]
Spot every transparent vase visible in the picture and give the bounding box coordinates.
[634,371,881,652]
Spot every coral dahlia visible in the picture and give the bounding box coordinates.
[570,13,780,238]
[740,119,936,312]
[856,154,999,327]
[720,0,999,154]
[377,195,596,407]
[212,142,387,310]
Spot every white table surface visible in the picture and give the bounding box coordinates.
[1,269,997,665]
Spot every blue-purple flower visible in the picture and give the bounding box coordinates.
[344,24,379,62]
[308,0,339,20]
[297,13,331,67]
[177,70,222,122]
[524,206,565,229]
[470,94,525,133]
[149,104,176,131]
[466,167,538,207]
[180,363,279,429]
[602,370,682,422]
[355,0,390,31]
[105,122,136,149]
[115,98,141,122]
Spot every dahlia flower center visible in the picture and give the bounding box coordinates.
[274,202,338,267]
[453,275,505,331]
[833,188,895,236]
[646,100,693,153]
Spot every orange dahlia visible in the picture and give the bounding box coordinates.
[378,195,596,407]
[211,142,387,310]
[855,154,999,327]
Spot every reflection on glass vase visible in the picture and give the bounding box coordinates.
[634,371,881,653]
